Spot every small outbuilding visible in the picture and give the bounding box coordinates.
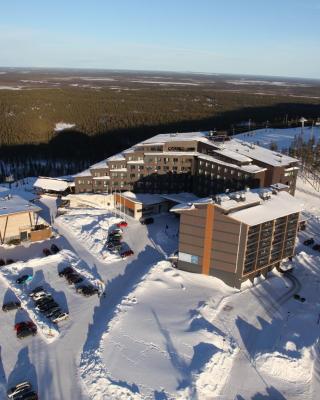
[0,194,51,244]
[33,176,75,196]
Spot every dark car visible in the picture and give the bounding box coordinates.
[66,273,83,284]
[140,217,154,225]
[50,244,60,254]
[6,259,15,265]
[15,321,36,331]
[43,248,51,257]
[44,306,61,318]
[303,238,314,246]
[15,390,38,400]
[59,266,75,277]
[120,249,134,258]
[16,275,33,284]
[36,301,58,312]
[29,286,44,297]
[312,243,320,251]
[34,295,53,306]
[16,323,37,339]
[2,301,21,312]
[76,285,99,296]
[0,258,5,267]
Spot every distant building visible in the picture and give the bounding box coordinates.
[0,194,51,244]
[74,131,299,197]
[171,187,302,288]
[34,176,75,196]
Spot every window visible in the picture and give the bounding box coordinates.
[179,252,199,265]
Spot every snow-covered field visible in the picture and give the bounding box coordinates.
[0,173,319,399]
[236,126,320,151]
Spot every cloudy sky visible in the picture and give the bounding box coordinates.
[1,0,319,78]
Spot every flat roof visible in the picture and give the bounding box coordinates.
[118,191,165,206]
[213,148,253,163]
[0,195,41,217]
[160,192,199,204]
[229,191,303,226]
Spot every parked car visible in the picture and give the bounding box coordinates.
[108,232,122,239]
[51,312,69,323]
[312,243,320,251]
[76,285,99,297]
[50,244,60,254]
[17,327,37,339]
[110,228,123,235]
[29,286,44,296]
[34,295,53,305]
[120,249,134,258]
[16,275,33,284]
[303,238,314,246]
[139,217,154,225]
[7,381,31,398]
[44,306,61,318]
[58,266,74,277]
[2,301,21,312]
[0,258,5,267]
[117,221,128,228]
[32,291,49,300]
[66,273,83,285]
[43,248,51,257]
[15,321,36,331]
[6,259,15,265]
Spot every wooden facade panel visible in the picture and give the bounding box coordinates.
[179,233,204,248]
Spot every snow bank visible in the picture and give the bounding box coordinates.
[256,349,313,384]
[55,209,124,262]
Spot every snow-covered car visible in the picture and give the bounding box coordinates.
[110,228,123,235]
[51,312,69,323]
[50,244,60,254]
[29,286,44,297]
[2,301,21,312]
[7,381,31,398]
[16,275,33,284]
[36,301,57,312]
[32,291,48,300]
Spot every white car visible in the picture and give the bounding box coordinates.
[51,312,69,323]
[7,381,31,398]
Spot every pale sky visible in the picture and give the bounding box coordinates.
[1,0,320,78]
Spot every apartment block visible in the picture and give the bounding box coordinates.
[74,131,299,196]
[171,187,302,288]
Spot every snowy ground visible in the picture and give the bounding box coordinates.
[236,126,320,151]
[0,177,319,399]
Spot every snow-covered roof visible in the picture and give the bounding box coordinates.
[223,139,298,167]
[33,177,69,192]
[0,186,9,195]
[141,131,203,144]
[90,159,108,169]
[119,191,165,205]
[197,153,264,174]
[229,191,303,226]
[107,153,126,162]
[74,169,92,178]
[0,194,41,217]
[160,193,199,204]
[213,149,253,163]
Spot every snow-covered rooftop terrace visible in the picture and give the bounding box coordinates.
[0,194,41,216]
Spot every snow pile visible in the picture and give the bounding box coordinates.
[55,208,124,262]
[54,122,76,132]
[80,260,236,399]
